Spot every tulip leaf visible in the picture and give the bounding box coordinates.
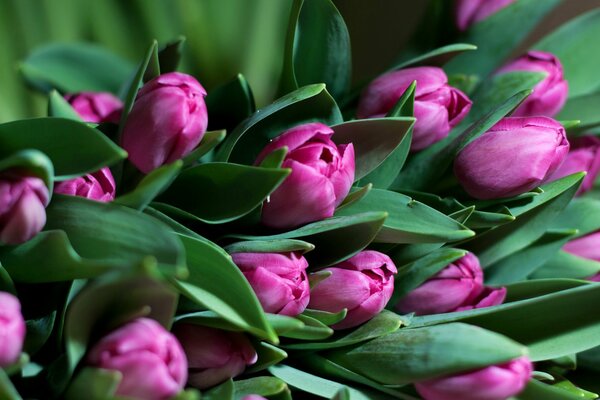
[224,239,314,255]
[280,314,333,340]
[503,279,588,303]
[533,251,600,280]
[246,342,288,373]
[0,369,22,400]
[47,90,83,121]
[158,36,186,74]
[259,147,288,169]
[302,309,347,326]
[266,313,307,336]
[64,368,120,400]
[206,74,256,133]
[203,379,234,400]
[463,207,515,229]
[181,130,227,166]
[0,263,15,295]
[558,92,600,131]
[0,118,126,180]
[234,377,290,399]
[337,184,372,212]
[392,43,478,71]
[0,149,54,190]
[19,42,133,94]
[551,197,600,239]
[157,162,290,224]
[517,379,595,400]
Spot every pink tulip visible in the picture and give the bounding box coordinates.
[549,136,600,195]
[415,356,532,400]
[455,0,517,31]
[87,318,187,400]
[255,123,355,229]
[121,72,208,173]
[497,51,568,118]
[54,167,116,202]
[65,92,123,124]
[396,253,506,316]
[231,252,310,316]
[563,231,600,263]
[308,251,397,329]
[173,324,257,389]
[0,173,49,244]
[454,117,569,200]
[357,67,472,151]
[242,396,267,400]
[0,292,26,367]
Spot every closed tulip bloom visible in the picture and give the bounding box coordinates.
[549,136,600,195]
[65,92,123,123]
[309,251,397,329]
[415,356,533,400]
[357,67,472,151]
[0,174,49,245]
[242,396,268,400]
[0,292,26,367]
[121,72,208,173]
[454,117,569,200]
[87,318,187,400]
[231,252,310,316]
[497,51,568,117]
[255,123,355,229]
[564,232,600,262]
[455,0,517,31]
[173,324,257,389]
[396,253,506,316]
[54,167,116,202]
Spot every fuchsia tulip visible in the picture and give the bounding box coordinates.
[231,252,310,316]
[396,253,506,315]
[357,67,472,151]
[65,92,123,124]
[121,72,208,173]
[308,251,397,329]
[54,167,116,202]
[173,324,257,389]
[0,173,49,244]
[455,0,517,31]
[549,136,600,195]
[454,117,569,200]
[0,292,26,367]
[242,396,267,400]
[255,123,355,229]
[415,356,532,400]
[497,51,568,118]
[87,318,187,400]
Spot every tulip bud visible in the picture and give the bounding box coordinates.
[121,72,208,173]
[497,51,568,117]
[455,0,517,31]
[173,324,257,389]
[357,67,472,151]
[396,253,506,316]
[242,396,268,400]
[0,292,26,367]
[549,136,600,195]
[415,356,532,400]
[86,318,187,400]
[65,92,123,124]
[255,123,355,229]
[231,252,310,316]
[309,251,397,329]
[0,173,49,244]
[454,117,569,200]
[563,231,600,263]
[54,167,116,202]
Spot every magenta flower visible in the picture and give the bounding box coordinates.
[242,396,267,400]
[54,167,116,202]
[173,324,257,389]
[121,72,208,173]
[86,318,187,400]
[415,356,532,400]
[308,251,397,329]
[549,136,600,195]
[454,117,569,200]
[564,231,600,263]
[231,251,310,316]
[65,92,123,124]
[455,0,517,31]
[255,123,355,229]
[357,67,472,151]
[0,292,26,367]
[396,253,506,316]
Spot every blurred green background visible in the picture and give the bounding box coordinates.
[1,0,599,123]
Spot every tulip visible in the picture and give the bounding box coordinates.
[0,292,26,367]
[242,396,267,400]
[455,0,517,31]
[549,136,600,195]
[454,117,569,200]
[308,251,397,329]
[54,167,116,202]
[121,72,208,173]
[357,67,472,151]
[496,51,568,117]
[396,253,506,316]
[86,318,187,400]
[563,231,600,263]
[255,123,355,229]
[65,92,123,123]
[415,356,533,400]
[0,173,49,244]
[231,251,310,316]
[173,324,257,389]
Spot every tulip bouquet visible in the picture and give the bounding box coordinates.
[3,0,600,399]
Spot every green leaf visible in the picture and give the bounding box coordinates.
[280,314,333,340]
[302,309,347,326]
[47,90,83,121]
[206,74,256,133]
[64,368,120,400]
[115,161,182,210]
[224,239,314,255]
[550,197,600,238]
[181,130,227,167]
[246,342,288,373]
[337,185,372,212]
[203,379,234,400]
[259,147,288,169]
[558,92,600,131]
[0,369,22,400]
[533,251,600,280]
[0,118,126,179]
[517,379,597,400]
[0,149,54,190]
[158,36,186,74]
[234,377,290,400]
[504,279,588,303]
[0,263,15,294]
[392,43,478,71]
